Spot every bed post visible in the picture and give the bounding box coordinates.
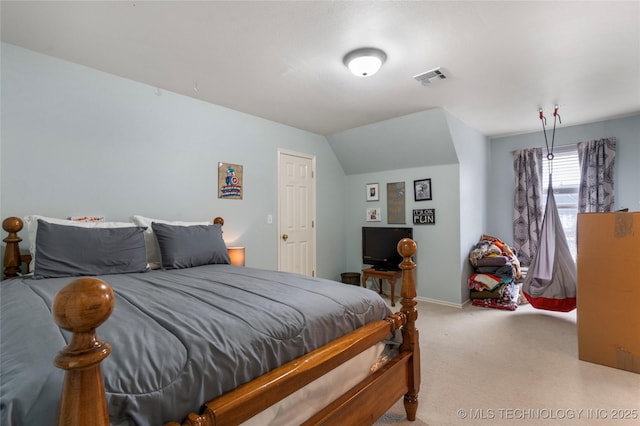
[2,217,23,279]
[53,277,115,426]
[398,238,420,421]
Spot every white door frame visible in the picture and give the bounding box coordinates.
[277,149,317,276]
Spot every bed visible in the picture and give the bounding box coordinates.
[1,215,420,426]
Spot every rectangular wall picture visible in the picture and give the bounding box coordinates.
[366,183,379,201]
[413,208,436,225]
[366,207,381,222]
[387,182,406,224]
[414,178,432,201]
[218,162,243,199]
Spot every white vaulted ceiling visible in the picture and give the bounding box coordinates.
[1,1,639,137]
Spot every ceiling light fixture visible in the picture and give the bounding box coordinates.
[343,48,387,77]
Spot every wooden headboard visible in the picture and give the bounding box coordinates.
[2,217,28,279]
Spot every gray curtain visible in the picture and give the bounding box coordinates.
[577,138,616,212]
[512,148,543,266]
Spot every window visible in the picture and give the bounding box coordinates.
[542,145,580,259]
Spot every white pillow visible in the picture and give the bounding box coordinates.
[131,215,211,269]
[24,215,136,273]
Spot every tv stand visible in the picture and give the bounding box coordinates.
[361,268,402,307]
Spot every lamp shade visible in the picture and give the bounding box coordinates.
[343,48,387,77]
[227,246,245,266]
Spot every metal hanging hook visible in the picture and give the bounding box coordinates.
[553,105,562,124]
[539,108,547,126]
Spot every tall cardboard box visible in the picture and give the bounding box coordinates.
[577,212,639,373]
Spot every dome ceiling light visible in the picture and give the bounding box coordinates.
[343,47,387,77]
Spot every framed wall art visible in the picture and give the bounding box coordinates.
[218,162,243,199]
[387,182,406,224]
[366,183,379,201]
[413,208,436,225]
[366,207,381,222]
[414,178,432,201]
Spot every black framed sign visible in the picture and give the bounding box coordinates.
[414,178,432,201]
[413,208,436,225]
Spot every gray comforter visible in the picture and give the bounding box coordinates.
[0,265,397,425]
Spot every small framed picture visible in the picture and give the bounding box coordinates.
[414,178,432,201]
[413,208,436,225]
[366,183,379,201]
[366,207,381,222]
[218,162,243,200]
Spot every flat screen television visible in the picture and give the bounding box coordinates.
[362,226,413,271]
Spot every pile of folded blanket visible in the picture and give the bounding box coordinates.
[468,234,522,311]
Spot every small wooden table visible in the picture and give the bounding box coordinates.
[361,268,402,307]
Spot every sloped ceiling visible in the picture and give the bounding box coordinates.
[327,109,459,174]
[1,1,639,137]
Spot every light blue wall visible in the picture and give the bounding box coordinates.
[0,43,347,280]
[447,113,490,303]
[488,114,640,243]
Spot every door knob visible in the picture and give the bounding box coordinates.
[282,234,288,241]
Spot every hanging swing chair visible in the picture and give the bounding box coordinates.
[522,106,577,312]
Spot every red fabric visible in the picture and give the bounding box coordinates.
[471,298,517,311]
[523,293,576,312]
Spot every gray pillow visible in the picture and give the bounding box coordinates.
[151,222,230,269]
[34,220,148,278]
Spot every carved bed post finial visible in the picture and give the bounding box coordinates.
[397,238,420,421]
[53,278,115,426]
[2,217,23,279]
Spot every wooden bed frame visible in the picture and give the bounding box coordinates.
[2,216,420,426]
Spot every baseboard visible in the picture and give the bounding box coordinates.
[415,296,469,309]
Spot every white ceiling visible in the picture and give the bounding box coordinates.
[2,1,639,138]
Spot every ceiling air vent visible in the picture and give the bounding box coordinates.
[413,67,447,86]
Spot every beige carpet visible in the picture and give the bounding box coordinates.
[372,295,639,426]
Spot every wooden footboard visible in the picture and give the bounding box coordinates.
[2,217,420,425]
